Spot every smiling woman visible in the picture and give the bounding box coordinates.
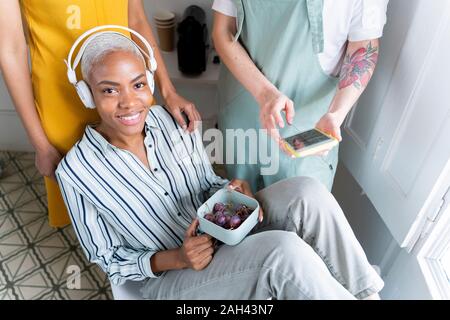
[75,32,158,172]
[81,34,154,151]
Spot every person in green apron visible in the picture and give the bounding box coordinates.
[212,0,387,192]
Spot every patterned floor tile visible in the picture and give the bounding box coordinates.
[0,151,112,300]
[61,225,79,246]
[0,185,25,206]
[0,197,8,214]
[46,252,83,284]
[39,194,48,207]
[0,214,18,237]
[89,264,111,289]
[15,156,36,172]
[3,249,41,281]
[22,216,59,244]
[38,290,63,300]
[59,288,98,300]
[21,167,43,186]
[0,151,8,161]
[17,152,34,160]
[58,267,102,300]
[31,181,46,197]
[0,288,19,300]
[0,267,6,287]
[0,164,26,185]
[34,232,71,263]
[13,269,53,300]
[89,293,111,300]
[12,200,46,226]
[3,186,38,210]
[0,230,28,260]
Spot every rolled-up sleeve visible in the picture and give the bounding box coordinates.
[348,0,389,41]
[57,174,161,286]
[212,0,237,17]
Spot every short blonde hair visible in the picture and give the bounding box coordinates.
[81,32,145,82]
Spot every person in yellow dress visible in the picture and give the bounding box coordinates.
[0,0,201,227]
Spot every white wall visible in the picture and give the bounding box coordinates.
[0,70,33,151]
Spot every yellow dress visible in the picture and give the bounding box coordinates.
[20,0,129,227]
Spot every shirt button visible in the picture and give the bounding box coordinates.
[149,144,153,148]
[164,192,169,196]
[177,212,182,216]
[154,168,158,172]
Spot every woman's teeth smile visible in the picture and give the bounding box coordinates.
[117,111,142,125]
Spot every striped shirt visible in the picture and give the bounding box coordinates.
[56,105,228,285]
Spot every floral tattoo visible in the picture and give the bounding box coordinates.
[339,42,379,90]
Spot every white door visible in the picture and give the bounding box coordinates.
[341,0,450,250]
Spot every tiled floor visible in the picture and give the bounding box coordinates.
[0,151,112,300]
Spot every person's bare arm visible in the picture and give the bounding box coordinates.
[0,0,61,179]
[151,219,215,273]
[128,0,201,132]
[212,11,294,146]
[315,39,380,143]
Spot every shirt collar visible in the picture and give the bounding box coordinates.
[145,108,161,132]
[84,112,160,153]
[144,117,160,132]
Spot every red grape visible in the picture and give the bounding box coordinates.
[230,215,242,229]
[204,202,254,230]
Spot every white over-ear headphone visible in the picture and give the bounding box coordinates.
[65,25,158,109]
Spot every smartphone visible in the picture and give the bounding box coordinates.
[283,128,338,158]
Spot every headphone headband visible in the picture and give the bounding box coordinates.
[65,25,157,84]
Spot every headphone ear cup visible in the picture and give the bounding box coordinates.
[146,70,155,95]
[75,81,96,109]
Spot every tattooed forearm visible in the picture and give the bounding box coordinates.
[339,41,379,90]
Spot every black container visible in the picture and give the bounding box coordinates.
[177,5,209,75]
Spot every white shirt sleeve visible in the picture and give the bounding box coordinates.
[212,0,238,17]
[56,174,162,286]
[348,0,389,41]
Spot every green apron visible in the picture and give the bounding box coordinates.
[217,0,339,192]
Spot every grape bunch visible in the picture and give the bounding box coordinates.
[204,202,254,230]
